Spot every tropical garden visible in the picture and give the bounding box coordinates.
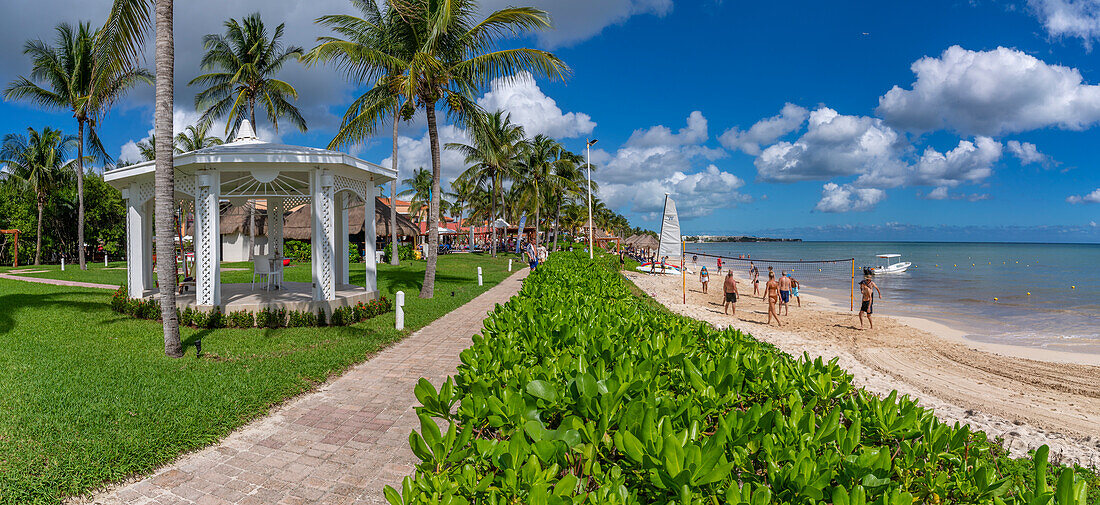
[3,0,1094,504]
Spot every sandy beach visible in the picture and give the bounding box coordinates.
[624,267,1100,469]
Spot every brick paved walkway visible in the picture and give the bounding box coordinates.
[86,269,529,505]
[0,273,116,290]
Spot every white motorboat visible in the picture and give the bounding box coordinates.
[873,253,911,274]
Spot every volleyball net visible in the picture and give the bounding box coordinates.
[685,250,857,310]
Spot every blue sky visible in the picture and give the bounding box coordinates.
[2,0,1099,241]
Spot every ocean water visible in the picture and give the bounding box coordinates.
[684,241,1100,355]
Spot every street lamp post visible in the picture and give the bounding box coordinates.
[585,138,597,260]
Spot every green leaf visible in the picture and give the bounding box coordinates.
[384,485,403,505]
[527,380,558,402]
[575,372,598,398]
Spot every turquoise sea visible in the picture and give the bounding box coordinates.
[683,242,1100,355]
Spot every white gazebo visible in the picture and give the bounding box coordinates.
[105,120,396,313]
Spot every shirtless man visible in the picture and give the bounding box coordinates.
[762,271,782,326]
[778,271,792,315]
[723,271,738,315]
[858,275,882,329]
[790,276,801,307]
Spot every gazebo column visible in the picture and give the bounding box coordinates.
[195,170,221,307]
[365,185,378,292]
[363,185,377,293]
[311,169,336,301]
[267,197,284,258]
[335,192,348,286]
[124,184,150,298]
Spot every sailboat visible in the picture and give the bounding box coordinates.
[636,194,691,275]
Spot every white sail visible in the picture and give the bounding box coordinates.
[657,194,681,260]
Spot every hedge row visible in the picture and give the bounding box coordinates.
[388,253,1093,504]
[110,286,390,329]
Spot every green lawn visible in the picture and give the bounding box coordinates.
[0,253,516,505]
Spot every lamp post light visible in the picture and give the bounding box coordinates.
[585,138,597,260]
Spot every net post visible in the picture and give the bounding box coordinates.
[681,239,686,304]
[851,259,855,312]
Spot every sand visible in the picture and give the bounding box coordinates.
[624,268,1100,469]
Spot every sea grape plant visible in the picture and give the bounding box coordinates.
[387,253,1093,504]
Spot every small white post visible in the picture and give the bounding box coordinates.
[105,254,108,267]
[395,291,405,330]
[508,259,512,271]
[61,258,65,271]
[477,266,483,286]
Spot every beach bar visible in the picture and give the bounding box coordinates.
[104,120,397,313]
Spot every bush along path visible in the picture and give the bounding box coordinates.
[391,252,1096,505]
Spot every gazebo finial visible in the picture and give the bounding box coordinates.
[234,120,259,142]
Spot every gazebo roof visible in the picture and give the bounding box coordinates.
[104,120,396,200]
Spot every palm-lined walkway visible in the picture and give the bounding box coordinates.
[88,269,528,505]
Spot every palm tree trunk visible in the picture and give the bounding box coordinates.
[490,173,497,257]
[420,105,441,299]
[533,183,540,249]
[35,196,44,265]
[389,112,399,265]
[155,0,182,358]
[553,197,561,252]
[76,120,87,270]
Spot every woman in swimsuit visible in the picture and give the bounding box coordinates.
[699,266,709,293]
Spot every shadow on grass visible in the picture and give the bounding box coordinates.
[0,292,110,335]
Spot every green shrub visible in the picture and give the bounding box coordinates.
[286,310,316,328]
[330,306,353,326]
[284,239,310,263]
[387,253,1094,505]
[227,310,254,328]
[316,308,327,326]
[255,308,285,328]
[349,243,361,263]
[383,242,414,263]
[177,307,196,327]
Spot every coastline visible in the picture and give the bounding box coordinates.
[623,268,1100,469]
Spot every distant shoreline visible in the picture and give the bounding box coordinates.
[686,236,802,243]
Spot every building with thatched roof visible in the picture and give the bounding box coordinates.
[283,198,419,241]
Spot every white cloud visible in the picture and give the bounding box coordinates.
[755,107,906,183]
[751,105,1002,193]
[1067,188,1100,203]
[718,103,808,155]
[379,124,471,189]
[483,0,672,48]
[600,164,750,219]
[905,136,1001,188]
[118,108,280,163]
[814,183,886,213]
[476,72,595,138]
[598,111,725,185]
[921,186,992,201]
[1006,140,1052,166]
[877,45,1100,135]
[1026,0,1100,48]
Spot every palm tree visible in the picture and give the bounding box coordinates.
[174,121,223,153]
[449,111,526,257]
[313,0,568,298]
[306,0,413,266]
[136,135,157,161]
[398,167,448,224]
[548,150,586,250]
[190,13,306,137]
[4,22,152,270]
[513,135,586,249]
[101,0,182,356]
[0,127,78,265]
[449,176,479,250]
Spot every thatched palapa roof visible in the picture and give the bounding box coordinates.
[282,198,419,240]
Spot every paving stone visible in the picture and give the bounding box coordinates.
[88,269,527,504]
